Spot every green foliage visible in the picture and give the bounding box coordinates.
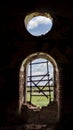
[27,86,54,108]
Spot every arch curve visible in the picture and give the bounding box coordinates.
[19,52,60,120]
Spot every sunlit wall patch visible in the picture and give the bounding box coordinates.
[24,12,53,36]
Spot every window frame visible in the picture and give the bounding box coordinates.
[19,52,60,118]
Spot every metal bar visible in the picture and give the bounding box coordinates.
[28,74,49,77]
[31,95,50,96]
[41,78,52,90]
[27,79,50,82]
[30,61,32,103]
[47,61,51,103]
[24,68,27,103]
[27,60,54,101]
[30,61,48,65]
[27,90,53,92]
[34,71,50,86]
[29,78,48,98]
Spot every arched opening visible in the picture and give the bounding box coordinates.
[19,52,60,120]
[26,58,54,108]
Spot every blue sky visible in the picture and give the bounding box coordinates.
[27,58,54,86]
[27,16,53,36]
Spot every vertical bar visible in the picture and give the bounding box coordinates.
[47,60,51,103]
[30,61,32,104]
[24,68,26,104]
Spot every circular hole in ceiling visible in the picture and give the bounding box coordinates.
[24,12,53,36]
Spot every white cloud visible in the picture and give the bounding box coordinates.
[27,58,54,86]
[28,59,53,79]
[27,16,52,30]
[32,63,47,72]
[27,20,38,30]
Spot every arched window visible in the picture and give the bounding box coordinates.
[19,12,60,126]
[19,52,60,117]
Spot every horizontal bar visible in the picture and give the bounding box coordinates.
[27,86,54,87]
[28,74,49,77]
[27,79,49,82]
[31,95,50,96]
[27,90,53,92]
[30,61,49,65]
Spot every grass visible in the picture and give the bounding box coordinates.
[26,86,54,108]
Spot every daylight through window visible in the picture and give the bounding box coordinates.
[26,58,54,108]
[24,12,53,36]
[19,52,59,113]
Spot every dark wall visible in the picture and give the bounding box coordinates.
[0,1,73,129]
[0,38,73,127]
